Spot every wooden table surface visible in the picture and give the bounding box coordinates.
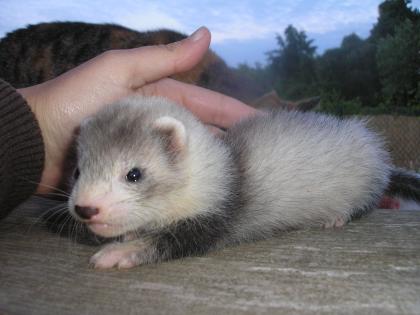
[1,199,419,315]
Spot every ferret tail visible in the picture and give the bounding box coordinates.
[380,168,420,210]
[386,168,420,202]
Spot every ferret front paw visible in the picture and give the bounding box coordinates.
[90,242,147,269]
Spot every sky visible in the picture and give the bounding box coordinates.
[1,0,419,67]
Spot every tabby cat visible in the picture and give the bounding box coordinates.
[0,22,264,101]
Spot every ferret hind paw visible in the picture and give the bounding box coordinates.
[323,216,348,229]
[90,243,143,269]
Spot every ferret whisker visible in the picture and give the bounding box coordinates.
[44,203,68,219]
[69,215,79,244]
[30,195,54,202]
[27,204,68,233]
[37,208,68,230]
[68,217,76,243]
[19,176,70,196]
[58,213,73,237]
[37,192,70,199]
[74,219,85,244]
[75,221,84,244]
[50,215,70,244]
[30,202,65,222]
[92,230,102,244]
[167,229,182,251]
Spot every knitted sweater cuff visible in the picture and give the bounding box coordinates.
[0,80,45,219]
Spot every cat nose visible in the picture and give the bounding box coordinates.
[74,205,99,220]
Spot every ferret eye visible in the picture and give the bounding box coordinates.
[74,168,80,180]
[126,167,142,183]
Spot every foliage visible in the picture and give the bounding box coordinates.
[235,62,272,93]
[317,91,362,116]
[317,34,380,106]
[370,0,419,40]
[267,25,318,100]
[234,0,420,116]
[376,19,420,108]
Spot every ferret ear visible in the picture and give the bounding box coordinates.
[153,116,188,157]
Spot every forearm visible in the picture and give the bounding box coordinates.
[0,80,44,220]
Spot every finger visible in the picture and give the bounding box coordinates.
[116,27,211,88]
[139,78,258,128]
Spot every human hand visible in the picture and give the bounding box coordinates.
[17,27,256,194]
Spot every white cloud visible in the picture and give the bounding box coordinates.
[2,0,417,66]
[210,13,273,43]
[293,1,379,34]
[0,0,400,43]
[111,7,187,32]
[0,0,191,37]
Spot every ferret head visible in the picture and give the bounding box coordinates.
[68,99,198,238]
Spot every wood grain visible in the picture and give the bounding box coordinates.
[1,198,419,315]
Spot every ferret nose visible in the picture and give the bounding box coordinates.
[74,205,99,220]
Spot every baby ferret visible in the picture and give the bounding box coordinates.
[69,96,391,269]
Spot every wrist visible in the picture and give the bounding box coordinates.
[18,84,70,194]
[17,85,42,118]
[17,85,52,194]
[0,80,44,216]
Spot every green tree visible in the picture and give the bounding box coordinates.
[317,34,379,106]
[317,0,420,114]
[237,0,420,115]
[370,0,419,41]
[235,62,271,93]
[267,25,318,100]
[318,91,363,116]
[376,19,420,110]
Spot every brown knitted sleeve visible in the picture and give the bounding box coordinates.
[0,80,44,220]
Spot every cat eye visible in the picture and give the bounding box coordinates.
[74,168,80,180]
[126,167,142,183]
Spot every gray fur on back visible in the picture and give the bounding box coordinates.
[72,96,392,253]
[224,111,391,240]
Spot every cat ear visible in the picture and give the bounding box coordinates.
[153,116,188,157]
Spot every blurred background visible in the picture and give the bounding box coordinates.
[1,0,419,170]
[3,0,413,67]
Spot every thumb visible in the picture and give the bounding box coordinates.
[119,27,211,88]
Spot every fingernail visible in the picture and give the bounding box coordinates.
[190,27,206,42]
